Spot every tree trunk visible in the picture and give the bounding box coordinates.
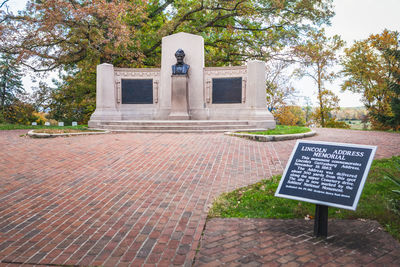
[1,71,6,110]
[317,67,325,127]
[1,82,6,116]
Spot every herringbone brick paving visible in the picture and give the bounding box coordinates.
[0,128,399,266]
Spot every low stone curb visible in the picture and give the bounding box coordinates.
[28,129,110,138]
[225,130,316,141]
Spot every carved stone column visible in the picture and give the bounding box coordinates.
[169,75,190,120]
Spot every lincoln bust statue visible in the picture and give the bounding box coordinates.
[172,49,190,75]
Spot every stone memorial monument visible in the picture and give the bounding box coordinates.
[88,32,275,132]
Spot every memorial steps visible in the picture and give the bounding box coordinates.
[91,120,267,133]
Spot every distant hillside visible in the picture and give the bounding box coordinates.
[332,107,367,120]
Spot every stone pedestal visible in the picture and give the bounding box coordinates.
[169,75,189,120]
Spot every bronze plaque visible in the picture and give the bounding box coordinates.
[212,77,242,104]
[121,79,153,104]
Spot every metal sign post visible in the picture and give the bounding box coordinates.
[314,204,329,237]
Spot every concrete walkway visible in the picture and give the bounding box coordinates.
[0,128,399,266]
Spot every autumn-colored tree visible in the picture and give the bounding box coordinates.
[309,89,342,126]
[293,29,344,127]
[1,0,142,122]
[3,99,39,125]
[275,105,305,126]
[1,0,145,71]
[1,0,335,123]
[341,30,399,130]
[1,0,335,69]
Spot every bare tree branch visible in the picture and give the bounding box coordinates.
[0,0,10,9]
[148,0,174,19]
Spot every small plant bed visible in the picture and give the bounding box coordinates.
[245,125,311,135]
[209,156,400,241]
[27,126,108,138]
[33,128,103,134]
[227,125,315,141]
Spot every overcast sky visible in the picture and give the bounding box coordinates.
[303,0,400,107]
[5,0,400,107]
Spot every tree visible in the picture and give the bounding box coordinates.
[293,29,344,127]
[1,0,145,71]
[379,48,400,130]
[46,65,97,124]
[30,81,53,112]
[0,53,24,117]
[3,98,39,125]
[311,89,349,128]
[1,0,335,123]
[1,0,335,69]
[341,30,400,130]
[274,105,305,126]
[265,60,297,112]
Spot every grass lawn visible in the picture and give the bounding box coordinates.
[244,125,311,135]
[209,156,400,241]
[0,123,89,131]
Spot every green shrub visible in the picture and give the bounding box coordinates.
[325,119,351,129]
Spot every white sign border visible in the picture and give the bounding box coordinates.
[275,140,377,211]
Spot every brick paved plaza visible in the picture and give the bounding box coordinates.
[0,128,399,266]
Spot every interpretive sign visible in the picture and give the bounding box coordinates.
[275,140,376,210]
[121,79,153,104]
[212,77,242,104]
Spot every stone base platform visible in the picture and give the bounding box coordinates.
[88,120,274,133]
